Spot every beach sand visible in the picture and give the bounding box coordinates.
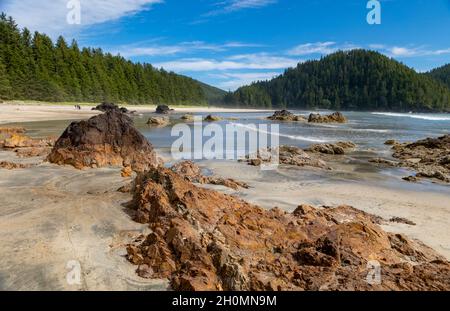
[0,102,270,124]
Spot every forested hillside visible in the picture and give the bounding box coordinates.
[225,50,450,112]
[427,64,450,90]
[0,14,223,105]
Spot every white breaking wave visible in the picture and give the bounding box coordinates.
[232,123,328,143]
[372,112,450,121]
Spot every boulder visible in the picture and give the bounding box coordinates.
[126,167,450,291]
[204,115,222,122]
[267,110,306,122]
[92,102,129,113]
[147,117,170,127]
[308,112,347,123]
[180,114,195,122]
[47,110,160,172]
[306,142,356,155]
[155,105,174,114]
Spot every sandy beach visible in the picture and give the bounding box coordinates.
[0,104,449,290]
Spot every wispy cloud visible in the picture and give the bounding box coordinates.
[206,0,277,16]
[0,0,163,36]
[153,53,300,71]
[212,72,279,90]
[287,42,360,56]
[370,44,450,57]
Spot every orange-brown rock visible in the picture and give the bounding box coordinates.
[171,161,249,190]
[126,167,450,291]
[47,111,159,172]
[0,161,33,170]
[308,112,347,123]
[121,166,133,178]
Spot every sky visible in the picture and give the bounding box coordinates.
[1,0,450,90]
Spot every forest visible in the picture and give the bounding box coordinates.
[225,50,450,112]
[0,14,226,105]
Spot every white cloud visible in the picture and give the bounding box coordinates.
[153,53,300,72]
[0,0,163,36]
[287,42,360,56]
[369,45,450,58]
[206,0,277,16]
[212,72,279,90]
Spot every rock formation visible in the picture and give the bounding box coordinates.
[156,105,174,114]
[306,142,356,155]
[391,135,450,183]
[0,161,33,170]
[92,102,129,114]
[0,127,55,158]
[171,161,249,190]
[126,167,450,291]
[267,110,306,122]
[204,115,222,122]
[180,114,195,122]
[147,117,170,127]
[47,110,160,172]
[308,112,347,123]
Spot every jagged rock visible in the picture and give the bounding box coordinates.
[126,167,450,291]
[391,135,450,183]
[390,217,416,226]
[180,114,195,121]
[204,115,222,122]
[267,110,306,122]
[47,111,160,172]
[121,166,133,178]
[308,112,347,123]
[385,140,399,146]
[1,134,54,149]
[306,142,356,155]
[14,147,52,158]
[0,161,33,170]
[402,176,419,182]
[0,127,26,136]
[171,161,249,190]
[155,105,174,114]
[242,145,329,169]
[147,117,170,127]
[369,158,400,167]
[92,102,129,113]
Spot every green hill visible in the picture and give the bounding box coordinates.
[225,50,450,112]
[0,13,219,105]
[427,64,450,90]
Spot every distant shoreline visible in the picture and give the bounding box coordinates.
[0,102,272,124]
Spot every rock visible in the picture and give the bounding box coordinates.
[385,140,399,146]
[391,135,450,183]
[126,167,450,291]
[1,134,54,149]
[180,114,195,122]
[402,176,419,183]
[306,142,356,155]
[0,161,33,170]
[47,111,160,172]
[0,127,26,136]
[171,161,248,190]
[390,217,416,226]
[121,166,133,178]
[308,112,347,123]
[155,105,174,114]
[147,117,169,127]
[204,115,222,122]
[92,102,129,113]
[14,147,52,158]
[369,158,400,167]
[267,110,306,122]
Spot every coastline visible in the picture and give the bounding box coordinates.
[0,102,271,124]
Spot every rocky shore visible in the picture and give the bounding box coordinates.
[267,110,347,123]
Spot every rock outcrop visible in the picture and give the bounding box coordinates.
[308,112,347,123]
[47,111,160,172]
[156,105,174,114]
[147,117,170,127]
[171,161,249,190]
[306,142,356,155]
[267,110,306,122]
[0,127,54,158]
[241,145,329,169]
[180,114,195,122]
[0,161,33,170]
[391,135,450,183]
[204,115,222,122]
[126,167,450,291]
[92,102,129,114]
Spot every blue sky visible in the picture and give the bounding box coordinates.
[1,0,450,90]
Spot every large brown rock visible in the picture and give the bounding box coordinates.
[391,135,450,183]
[306,142,356,155]
[126,167,450,291]
[308,112,347,123]
[268,110,306,122]
[47,111,159,172]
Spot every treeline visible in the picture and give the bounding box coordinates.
[427,64,450,90]
[0,13,209,105]
[225,50,450,112]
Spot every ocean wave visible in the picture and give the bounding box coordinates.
[372,112,450,121]
[232,123,328,143]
